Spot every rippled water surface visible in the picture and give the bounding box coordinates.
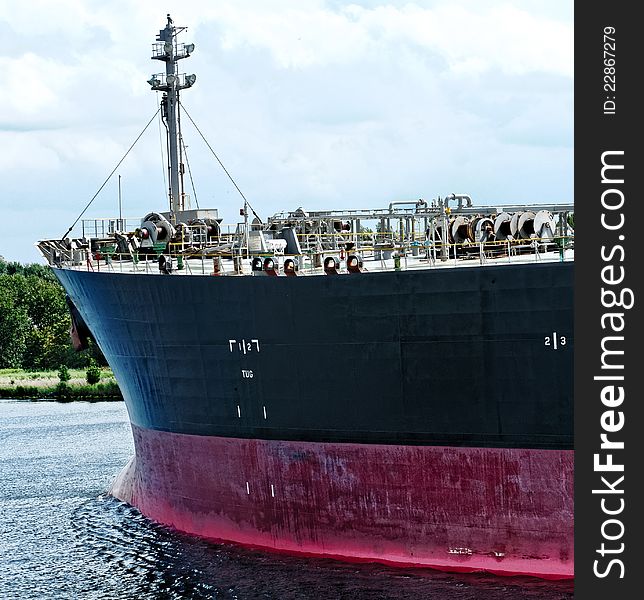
[0,400,573,599]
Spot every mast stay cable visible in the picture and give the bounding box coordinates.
[181,137,200,209]
[179,101,262,223]
[61,107,161,240]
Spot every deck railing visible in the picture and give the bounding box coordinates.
[39,234,574,276]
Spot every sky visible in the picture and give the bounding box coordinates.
[0,0,573,264]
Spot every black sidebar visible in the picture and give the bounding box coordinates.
[575,2,642,597]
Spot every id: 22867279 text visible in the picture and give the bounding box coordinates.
[603,26,617,115]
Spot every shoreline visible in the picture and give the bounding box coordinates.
[0,368,123,401]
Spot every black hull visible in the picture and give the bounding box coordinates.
[56,261,573,450]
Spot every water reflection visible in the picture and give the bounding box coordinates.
[0,400,573,599]
[73,495,573,600]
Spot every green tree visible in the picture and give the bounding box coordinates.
[0,259,108,370]
[86,359,101,385]
[0,260,55,280]
[58,364,71,382]
[21,275,72,369]
[0,290,30,368]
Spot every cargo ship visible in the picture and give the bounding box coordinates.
[38,16,574,579]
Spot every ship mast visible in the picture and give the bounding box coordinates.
[148,14,196,221]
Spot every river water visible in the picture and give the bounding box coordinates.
[0,400,573,599]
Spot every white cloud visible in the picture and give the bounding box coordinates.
[0,131,62,171]
[2,53,73,125]
[201,2,572,76]
[0,1,573,263]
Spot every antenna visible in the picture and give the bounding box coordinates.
[118,174,123,229]
[148,15,196,222]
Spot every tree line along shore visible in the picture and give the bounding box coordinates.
[0,259,122,401]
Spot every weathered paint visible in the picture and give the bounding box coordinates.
[56,263,573,450]
[111,425,574,579]
[56,259,573,578]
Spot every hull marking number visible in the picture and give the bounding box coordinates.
[229,339,260,354]
[544,332,567,350]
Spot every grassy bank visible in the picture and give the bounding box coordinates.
[0,368,123,401]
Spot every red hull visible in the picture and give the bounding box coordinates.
[110,425,573,579]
